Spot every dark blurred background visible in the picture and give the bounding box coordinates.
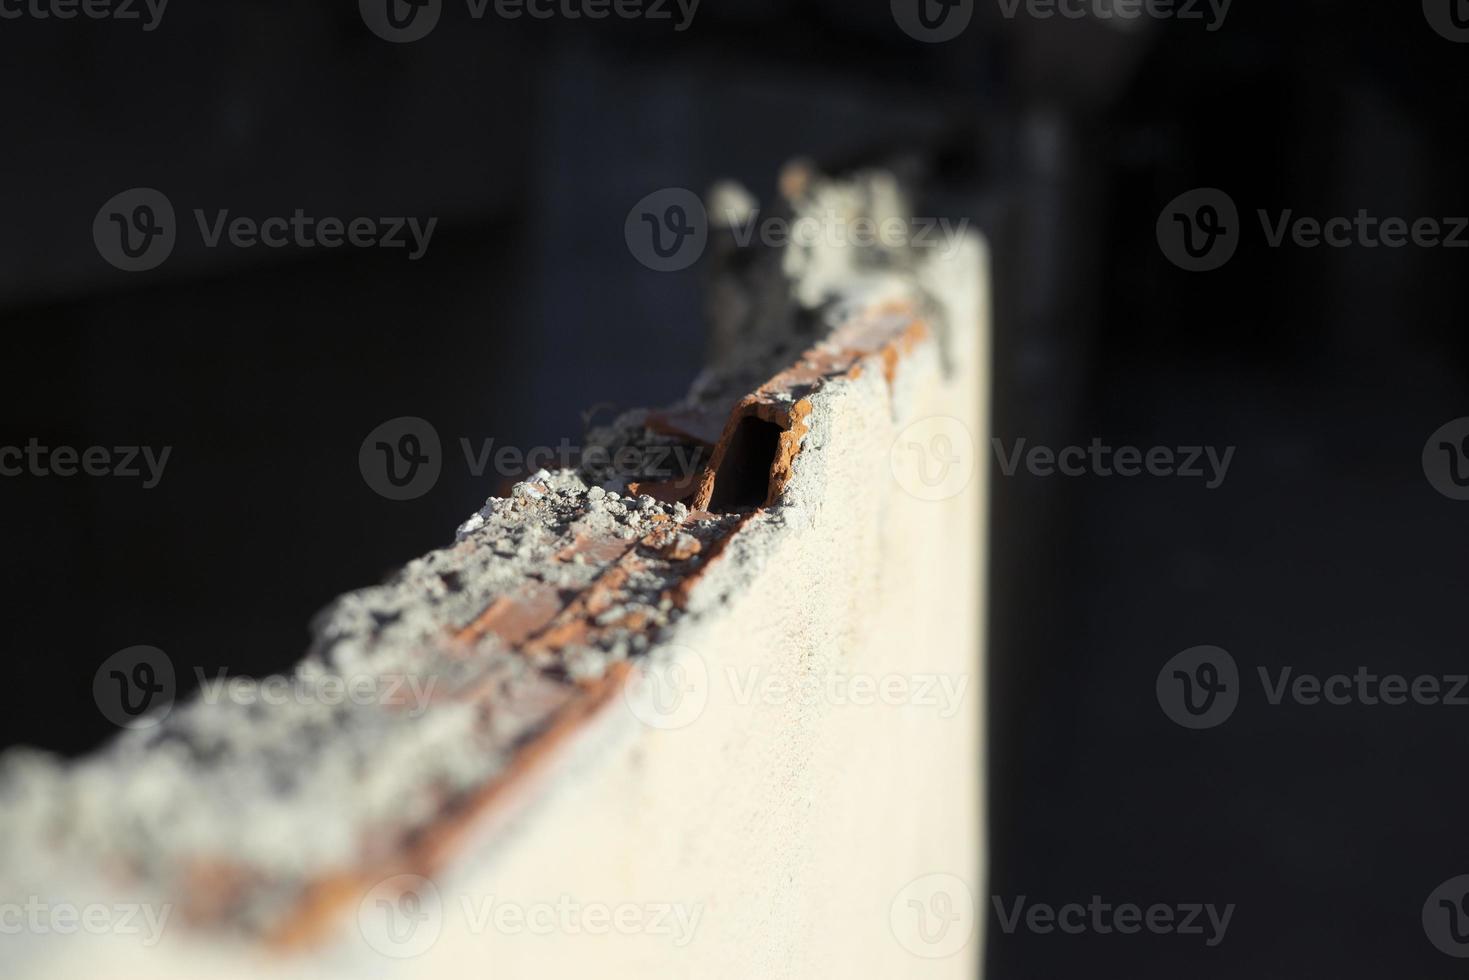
[3,0,1468,976]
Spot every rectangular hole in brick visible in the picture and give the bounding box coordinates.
[707,416,782,511]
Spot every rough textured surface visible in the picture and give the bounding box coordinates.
[1,167,986,978]
[0,470,757,936]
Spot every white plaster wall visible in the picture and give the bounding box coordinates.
[9,236,988,980]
